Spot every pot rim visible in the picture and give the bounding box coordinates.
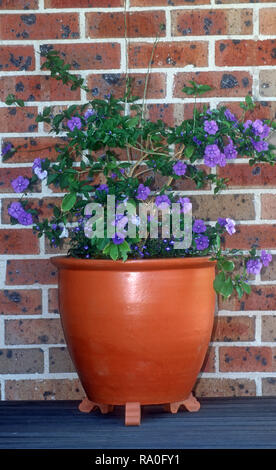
[51,255,217,271]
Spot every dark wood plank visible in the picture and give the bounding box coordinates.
[1,397,276,449]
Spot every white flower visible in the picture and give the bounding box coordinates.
[34,166,48,180]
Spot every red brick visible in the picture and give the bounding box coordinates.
[219,163,276,189]
[131,0,210,5]
[211,316,255,342]
[49,347,75,373]
[194,378,256,397]
[219,347,273,372]
[5,259,57,285]
[0,76,80,103]
[0,230,39,255]
[216,40,276,67]
[0,46,34,71]
[0,167,41,193]
[0,13,79,40]
[262,378,276,396]
[216,0,275,3]
[129,41,208,68]
[219,100,276,122]
[174,71,252,98]
[40,43,121,70]
[48,288,58,314]
[261,194,276,219]
[86,11,166,38]
[0,107,37,133]
[223,224,276,250]
[1,137,67,164]
[201,346,215,373]
[172,9,253,36]
[0,289,42,315]
[260,8,276,35]
[45,0,123,6]
[0,0,38,7]
[87,72,166,100]
[219,285,276,311]
[262,316,276,342]
[0,348,43,374]
[5,318,64,345]
[5,378,84,400]
[2,197,62,224]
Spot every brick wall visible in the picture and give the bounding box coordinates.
[0,0,276,401]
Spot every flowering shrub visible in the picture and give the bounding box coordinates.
[4,50,276,299]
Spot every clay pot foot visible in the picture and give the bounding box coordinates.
[78,397,114,414]
[125,402,141,426]
[164,393,200,414]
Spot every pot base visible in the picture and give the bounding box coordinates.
[78,393,200,426]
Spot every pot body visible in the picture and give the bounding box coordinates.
[51,256,216,405]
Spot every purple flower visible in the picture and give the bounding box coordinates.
[2,143,12,156]
[246,258,262,275]
[193,219,207,233]
[11,175,29,193]
[243,120,252,130]
[178,197,192,214]
[224,144,238,160]
[195,235,209,251]
[224,109,238,122]
[260,124,270,139]
[8,202,25,219]
[155,195,171,209]
[218,217,226,227]
[217,153,227,167]
[204,144,221,167]
[137,183,151,201]
[67,117,82,131]
[225,218,236,235]
[204,120,219,135]
[261,250,272,267]
[193,136,202,146]
[173,161,187,176]
[252,139,269,152]
[97,184,109,193]
[84,109,96,120]
[252,119,265,136]
[17,210,33,226]
[112,233,125,245]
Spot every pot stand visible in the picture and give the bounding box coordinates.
[78,393,200,426]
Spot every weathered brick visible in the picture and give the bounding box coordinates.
[262,317,276,342]
[216,0,275,3]
[129,41,208,68]
[0,76,80,103]
[219,100,276,122]
[219,285,276,311]
[0,13,79,40]
[219,164,276,189]
[1,137,67,164]
[145,102,208,127]
[0,289,42,316]
[48,288,58,314]
[0,167,40,192]
[172,9,253,37]
[174,71,252,98]
[224,224,276,250]
[261,194,276,220]
[87,72,166,100]
[40,43,121,70]
[0,107,37,133]
[0,0,38,8]
[5,318,65,345]
[211,316,255,342]
[131,0,210,5]
[5,259,57,285]
[0,230,39,255]
[5,378,84,400]
[262,378,276,396]
[220,346,273,372]
[2,197,62,225]
[260,8,276,35]
[216,40,276,67]
[190,194,255,221]
[260,70,276,97]
[0,348,43,374]
[201,346,215,373]
[261,255,276,281]
[194,378,256,397]
[86,11,166,38]
[0,46,34,71]
[45,0,123,6]
[49,347,76,373]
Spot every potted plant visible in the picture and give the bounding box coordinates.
[4,50,276,426]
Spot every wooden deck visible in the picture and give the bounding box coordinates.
[0,397,276,450]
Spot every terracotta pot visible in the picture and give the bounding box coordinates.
[51,256,216,410]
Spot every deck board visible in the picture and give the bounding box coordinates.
[0,397,276,449]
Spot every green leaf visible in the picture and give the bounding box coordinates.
[110,243,119,261]
[221,260,235,272]
[213,271,225,294]
[185,145,195,159]
[241,281,251,295]
[61,193,77,212]
[220,277,234,299]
